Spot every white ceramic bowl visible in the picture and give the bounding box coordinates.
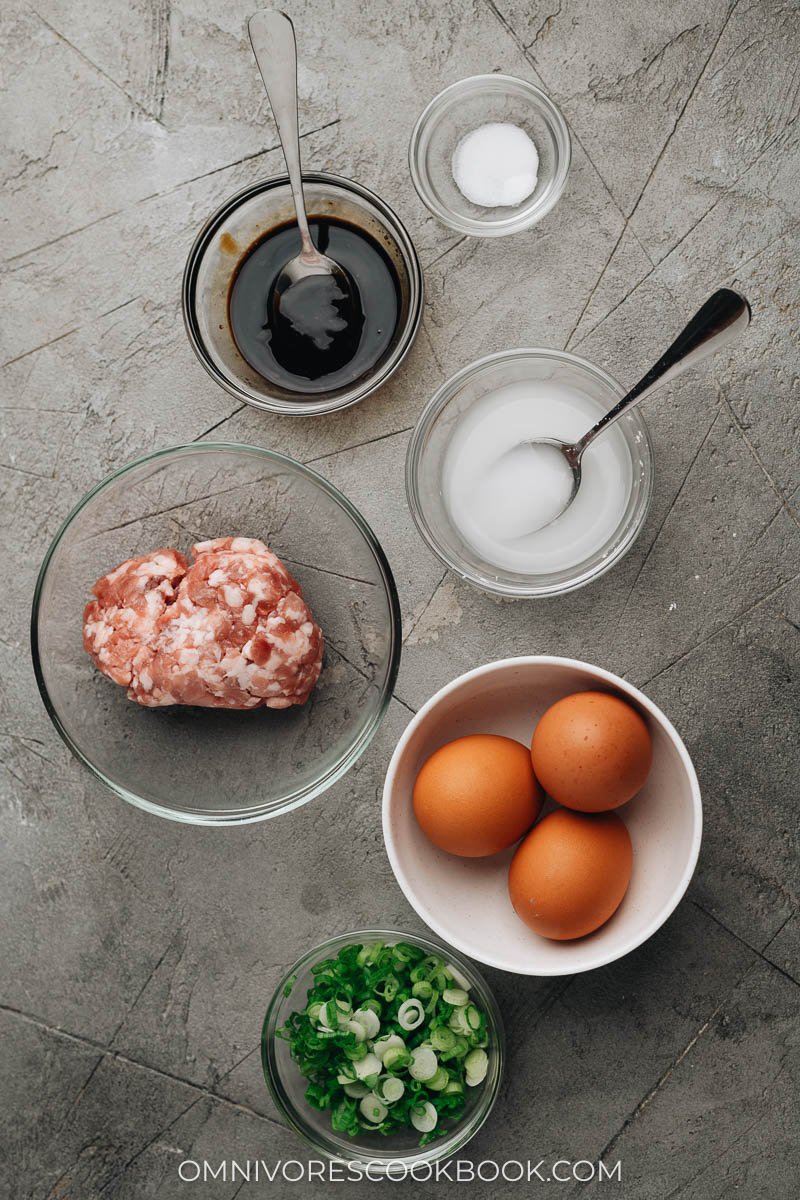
[382,657,702,975]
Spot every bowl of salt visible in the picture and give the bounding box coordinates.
[409,74,571,237]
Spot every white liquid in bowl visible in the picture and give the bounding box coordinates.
[443,379,633,574]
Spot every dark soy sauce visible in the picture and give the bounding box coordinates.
[228,217,401,395]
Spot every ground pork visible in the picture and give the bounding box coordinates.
[83,537,323,709]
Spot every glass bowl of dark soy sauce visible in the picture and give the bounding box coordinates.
[183,174,423,415]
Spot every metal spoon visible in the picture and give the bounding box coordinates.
[494,289,751,538]
[248,10,360,360]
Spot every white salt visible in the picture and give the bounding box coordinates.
[452,122,539,208]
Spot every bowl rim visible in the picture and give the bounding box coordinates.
[182,171,424,415]
[405,346,656,597]
[30,441,402,826]
[382,655,703,975]
[408,73,572,237]
[261,926,505,1168]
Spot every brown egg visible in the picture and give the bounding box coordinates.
[531,691,652,812]
[413,734,543,857]
[508,808,632,939]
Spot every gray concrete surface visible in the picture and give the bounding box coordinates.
[2,0,798,1196]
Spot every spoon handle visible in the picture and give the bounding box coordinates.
[575,288,751,457]
[248,10,317,261]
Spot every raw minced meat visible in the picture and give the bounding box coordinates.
[83,537,323,709]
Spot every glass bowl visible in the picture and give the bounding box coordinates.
[406,349,654,597]
[31,443,401,824]
[409,74,571,237]
[182,173,423,415]
[262,929,504,1169]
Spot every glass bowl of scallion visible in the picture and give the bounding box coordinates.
[261,929,504,1169]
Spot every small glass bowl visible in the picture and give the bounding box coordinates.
[409,74,571,237]
[406,349,654,598]
[31,443,401,824]
[262,929,504,1170]
[182,173,423,415]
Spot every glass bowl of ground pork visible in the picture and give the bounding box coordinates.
[31,442,401,824]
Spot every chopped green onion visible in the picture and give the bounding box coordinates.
[382,1046,411,1072]
[410,1101,438,1133]
[444,963,471,990]
[331,1099,356,1132]
[422,955,444,973]
[353,1007,380,1039]
[342,1042,368,1062]
[442,987,469,1007]
[430,1027,456,1053]
[357,942,383,968]
[398,998,425,1031]
[321,998,349,1029]
[440,1035,469,1062]
[464,1048,488,1085]
[373,1033,404,1061]
[374,974,399,1001]
[276,940,491,1148]
[344,1019,367,1043]
[426,1066,450,1091]
[391,943,415,963]
[375,1075,405,1104]
[354,1052,381,1082]
[409,1046,438,1081]
[359,1095,388,1124]
[448,1007,472,1036]
[342,1081,369,1098]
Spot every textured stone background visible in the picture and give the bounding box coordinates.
[2,1,799,1196]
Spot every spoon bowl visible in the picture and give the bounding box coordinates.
[470,436,577,540]
[268,266,364,377]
